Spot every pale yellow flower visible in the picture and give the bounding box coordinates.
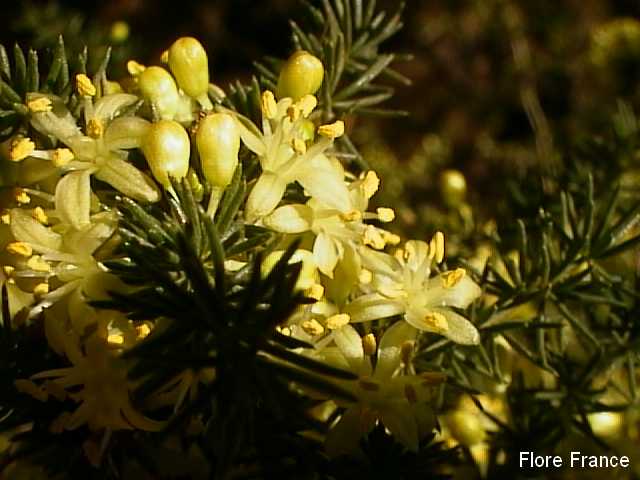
[229,92,351,221]
[301,323,442,456]
[28,336,165,432]
[27,93,160,230]
[262,170,398,277]
[346,238,482,345]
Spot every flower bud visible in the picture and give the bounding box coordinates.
[196,113,240,188]
[276,50,324,101]
[439,169,467,207]
[142,120,190,188]
[138,66,180,120]
[168,37,209,99]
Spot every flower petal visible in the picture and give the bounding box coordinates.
[10,208,63,253]
[232,113,265,156]
[313,232,340,278]
[380,401,419,451]
[296,154,351,212]
[92,93,139,123]
[29,95,81,142]
[95,156,160,202]
[332,324,372,377]
[263,204,313,233]
[55,170,92,230]
[104,116,151,149]
[436,308,480,345]
[375,321,418,379]
[325,407,371,457]
[245,171,287,221]
[423,274,481,309]
[345,293,405,323]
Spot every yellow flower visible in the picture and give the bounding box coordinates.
[301,323,442,456]
[346,237,482,345]
[262,170,398,277]
[7,206,121,319]
[27,93,160,228]
[229,91,351,221]
[30,336,165,432]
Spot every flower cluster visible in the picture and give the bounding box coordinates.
[0,37,482,460]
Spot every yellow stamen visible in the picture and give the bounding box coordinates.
[292,137,307,154]
[430,231,445,264]
[276,326,292,336]
[3,265,15,277]
[52,148,74,167]
[33,282,49,298]
[306,283,324,301]
[362,333,377,356]
[376,207,395,223]
[358,268,373,284]
[160,50,169,63]
[393,248,404,261]
[6,242,32,257]
[127,60,146,75]
[358,379,380,391]
[301,318,325,336]
[382,231,401,246]
[363,225,385,249]
[1,212,10,224]
[27,97,52,113]
[9,137,35,162]
[261,91,278,119]
[136,323,151,339]
[87,118,104,138]
[27,255,51,272]
[326,313,350,330]
[32,206,48,225]
[107,334,125,345]
[442,268,466,288]
[75,74,96,97]
[15,189,31,204]
[297,94,317,117]
[423,311,448,333]
[362,171,380,199]
[317,120,344,139]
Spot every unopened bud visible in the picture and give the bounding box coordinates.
[440,169,467,207]
[168,37,210,100]
[142,120,190,188]
[196,113,239,189]
[138,66,180,120]
[276,50,324,101]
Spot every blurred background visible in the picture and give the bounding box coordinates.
[4,0,640,250]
